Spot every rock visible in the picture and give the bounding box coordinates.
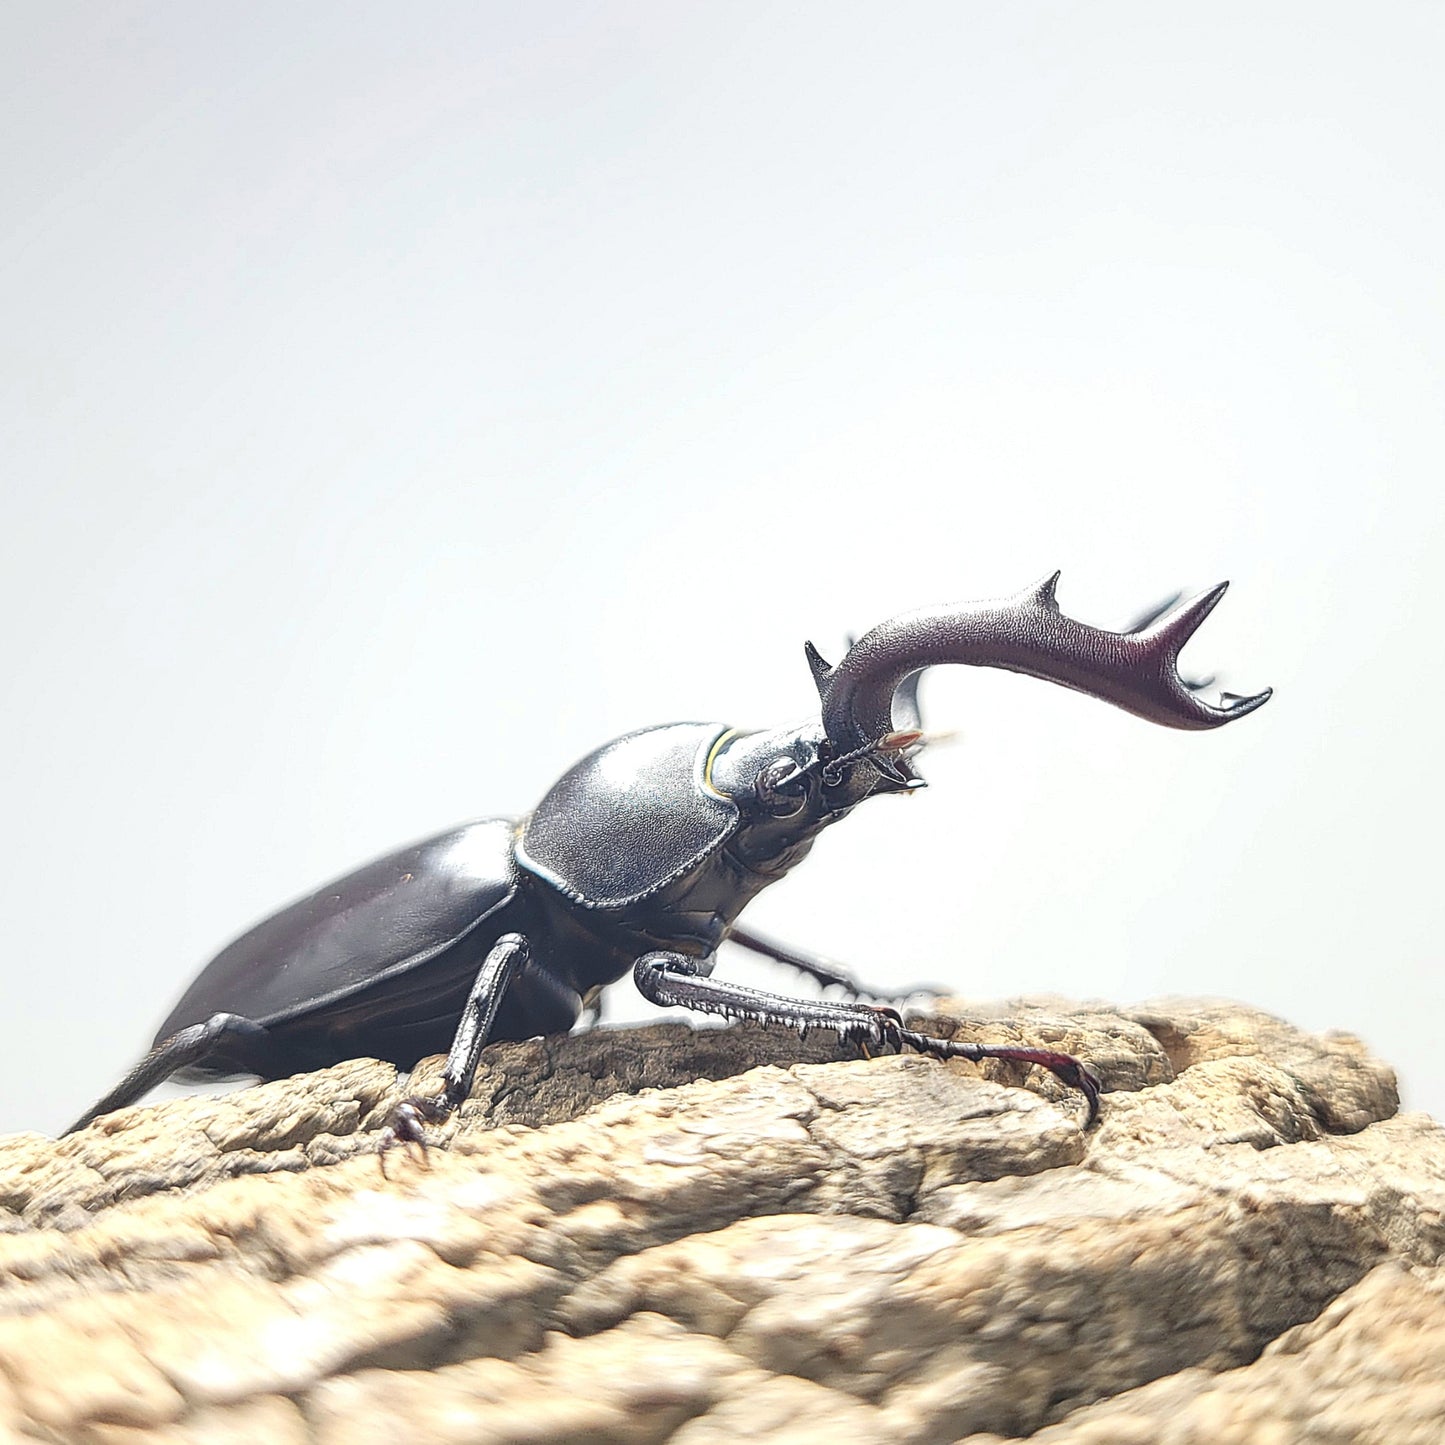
[0,999,1438,1443]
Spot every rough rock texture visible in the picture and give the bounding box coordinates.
[0,997,1439,1444]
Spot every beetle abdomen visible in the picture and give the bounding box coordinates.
[156,817,521,1040]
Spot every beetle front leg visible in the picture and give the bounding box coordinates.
[634,949,901,1036]
[889,1025,1102,1126]
[633,951,1100,1126]
[381,932,531,1158]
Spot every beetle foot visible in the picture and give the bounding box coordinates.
[1033,1054,1104,1126]
[837,1003,903,1058]
[377,1092,455,1175]
[887,1023,1104,1128]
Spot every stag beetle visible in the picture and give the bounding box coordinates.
[67,575,1269,1139]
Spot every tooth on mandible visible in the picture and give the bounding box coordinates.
[804,640,833,687]
[1141,581,1231,659]
[1027,570,1063,610]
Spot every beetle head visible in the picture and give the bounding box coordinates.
[706,721,925,872]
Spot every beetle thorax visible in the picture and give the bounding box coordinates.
[516,722,740,910]
[514,720,844,927]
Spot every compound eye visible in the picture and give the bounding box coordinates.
[756,757,808,817]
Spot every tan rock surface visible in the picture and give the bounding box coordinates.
[0,999,1437,1444]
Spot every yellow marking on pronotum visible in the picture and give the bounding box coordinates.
[700,728,742,800]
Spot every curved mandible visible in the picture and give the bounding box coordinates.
[808,573,1272,761]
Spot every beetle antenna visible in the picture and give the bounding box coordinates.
[820,729,924,788]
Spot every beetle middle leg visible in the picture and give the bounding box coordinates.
[633,951,1100,1125]
[380,932,532,1159]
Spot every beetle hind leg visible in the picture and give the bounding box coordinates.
[63,1013,273,1135]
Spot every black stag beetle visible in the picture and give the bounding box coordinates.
[67,575,1269,1140]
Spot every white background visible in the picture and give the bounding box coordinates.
[3,3,1441,1137]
